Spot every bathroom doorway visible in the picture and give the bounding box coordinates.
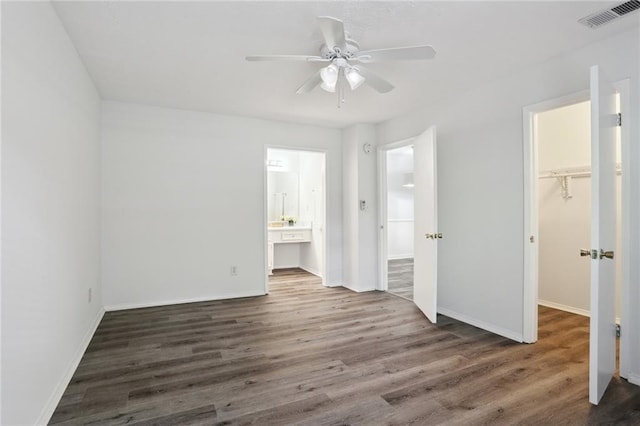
[265,148,326,293]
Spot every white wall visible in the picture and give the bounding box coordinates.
[342,127,360,290]
[101,101,342,309]
[376,27,639,344]
[1,2,102,424]
[387,147,414,259]
[342,124,378,292]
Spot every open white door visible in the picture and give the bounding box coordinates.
[413,126,438,323]
[589,65,617,405]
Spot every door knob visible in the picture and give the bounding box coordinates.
[599,249,614,260]
[580,249,597,259]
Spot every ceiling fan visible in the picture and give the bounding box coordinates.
[246,16,436,96]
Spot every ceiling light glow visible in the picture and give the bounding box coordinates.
[320,63,339,85]
[345,67,365,90]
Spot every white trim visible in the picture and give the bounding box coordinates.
[538,300,590,317]
[439,307,524,343]
[342,283,376,293]
[522,104,538,343]
[628,373,640,387]
[37,307,105,425]
[272,261,302,269]
[615,78,631,380]
[104,292,264,312]
[0,0,3,412]
[537,301,625,325]
[377,145,388,291]
[299,264,322,277]
[388,254,414,260]
[263,144,269,294]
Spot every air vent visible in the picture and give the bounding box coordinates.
[579,0,640,28]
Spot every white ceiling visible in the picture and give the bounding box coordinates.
[52,1,638,128]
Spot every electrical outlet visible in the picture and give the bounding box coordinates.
[230,266,238,276]
[88,288,92,303]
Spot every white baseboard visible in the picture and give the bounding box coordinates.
[628,373,640,387]
[324,283,342,288]
[104,291,264,312]
[299,264,322,278]
[38,306,105,425]
[538,299,590,317]
[341,283,375,293]
[272,262,299,269]
[537,300,621,324]
[438,307,524,343]
[388,255,413,260]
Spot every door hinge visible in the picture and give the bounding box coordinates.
[529,235,535,243]
[617,113,622,127]
[616,323,621,337]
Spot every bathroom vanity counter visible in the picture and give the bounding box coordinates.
[268,226,312,243]
[267,226,312,275]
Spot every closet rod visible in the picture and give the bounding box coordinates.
[539,165,622,179]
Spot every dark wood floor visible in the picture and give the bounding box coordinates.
[387,258,413,300]
[51,268,640,425]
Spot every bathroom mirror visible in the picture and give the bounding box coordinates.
[268,171,299,221]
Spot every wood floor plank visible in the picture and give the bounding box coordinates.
[50,268,640,425]
[387,258,414,300]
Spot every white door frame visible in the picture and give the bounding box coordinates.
[264,146,328,294]
[377,137,416,291]
[522,80,630,378]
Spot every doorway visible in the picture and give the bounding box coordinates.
[384,145,415,300]
[378,126,439,323]
[536,99,622,322]
[265,148,326,293]
[523,77,631,403]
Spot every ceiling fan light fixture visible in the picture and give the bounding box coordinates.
[320,80,337,93]
[320,63,339,85]
[345,67,365,90]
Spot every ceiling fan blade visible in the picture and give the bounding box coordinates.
[246,55,327,62]
[355,66,394,93]
[296,70,323,94]
[317,16,346,51]
[355,45,436,63]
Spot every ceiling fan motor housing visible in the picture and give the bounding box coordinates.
[320,39,360,60]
